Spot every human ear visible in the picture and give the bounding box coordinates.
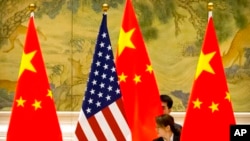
[165,125,171,131]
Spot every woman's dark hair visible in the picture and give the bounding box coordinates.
[155,114,180,135]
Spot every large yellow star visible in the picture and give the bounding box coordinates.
[47,89,53,99]
[118,72,128,82]
[16,96,26,107]
[146,64,153,74]
[133,74,141,84]
[192,98,202,109]
[117,28,135,56]
[32,99,42,110]
[225,92,231,102]
[209,101,219,113]
[195,51,216,79]
[18,51,37,78]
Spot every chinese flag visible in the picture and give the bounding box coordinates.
[115,0,163,140]
[7,14,62,141]
[180,17,236,141]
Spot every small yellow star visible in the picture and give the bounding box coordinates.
[209,101,219,113]
[47,89,53,99]
[146,64,153,74]
[16,97,26,107]
[117,28,135,56]
[133,74,141,84]
[192,98,202,109]
[195,51,216,79]
[18,51,37,78]
[32,99,42,110]
[118,72,128,82]
[225,92,231,102]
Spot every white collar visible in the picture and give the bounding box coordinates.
[170,133,174,141]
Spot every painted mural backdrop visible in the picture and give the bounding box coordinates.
[1,0,250,111]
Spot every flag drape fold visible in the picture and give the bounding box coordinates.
[75,13,131,141]
[7,15,62,141]
[115,0,163,140]
[180,17,236,141]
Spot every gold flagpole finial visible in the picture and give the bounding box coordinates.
[102,3,109,13]
[208,2,213,11]
[208,2,213,19]
[29,3,36,12]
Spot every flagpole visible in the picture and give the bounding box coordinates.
[29,3,36,17]
[102,3,109,15]
[208,2,213,19]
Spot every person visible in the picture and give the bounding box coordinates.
[153,114,181,141]
[160,94,173,114]
[160,94,182,130]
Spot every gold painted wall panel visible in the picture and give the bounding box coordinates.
[0,0,250,111]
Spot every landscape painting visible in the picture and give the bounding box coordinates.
[1,0,250,112]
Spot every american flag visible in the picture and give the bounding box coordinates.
[75,13,131,141]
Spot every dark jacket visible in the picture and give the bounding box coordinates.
[153,134,180,141]
[174,123,182,131]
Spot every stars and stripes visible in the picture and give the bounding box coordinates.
[75,13,131,141]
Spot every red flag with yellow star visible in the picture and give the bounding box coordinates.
[115,0,163,140]
[7,13,62,141]
[180,17,235,141]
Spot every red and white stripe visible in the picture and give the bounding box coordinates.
[75,98,131,141]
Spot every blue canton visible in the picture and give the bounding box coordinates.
[82,14,121,118]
